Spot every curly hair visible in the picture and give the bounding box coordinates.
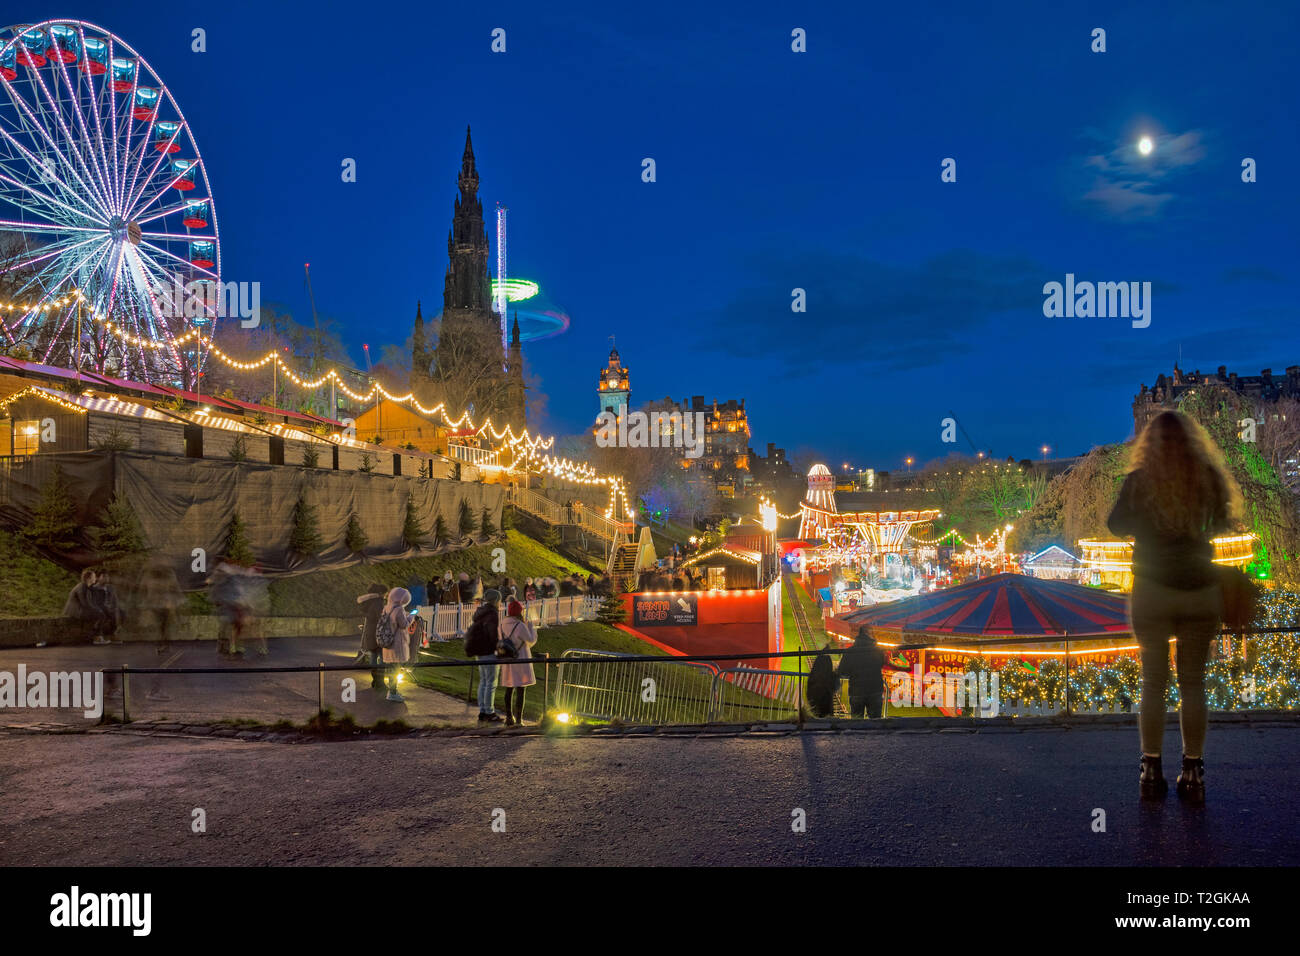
[1128,411,1242,537]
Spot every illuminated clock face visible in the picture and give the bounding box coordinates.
[608,378,619,389]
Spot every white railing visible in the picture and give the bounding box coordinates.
[512,487,568,525]
[448,443,500,467]
[575,505,634,543]
[415,595,601,642]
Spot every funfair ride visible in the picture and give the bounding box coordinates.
[796,463,940,577]
[0,20,219,388]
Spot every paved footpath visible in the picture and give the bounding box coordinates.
[0,636,477,728]
[0,722,1296,866]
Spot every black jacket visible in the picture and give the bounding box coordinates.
[836,640,885,695]
[464,603,500,657]
[806,653,837,717]
[358,592,385,652]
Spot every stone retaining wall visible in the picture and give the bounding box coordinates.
[0,615,355,648]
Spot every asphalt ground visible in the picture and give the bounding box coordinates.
[1,722,1295,867]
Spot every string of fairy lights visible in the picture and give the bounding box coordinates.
[1,292,632,518]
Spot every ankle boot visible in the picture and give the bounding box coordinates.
[1176,756,1205,804]
[1140,754,1168,799]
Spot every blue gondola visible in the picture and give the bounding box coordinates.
[79,36,108,75]
[16,27,47,67]
[133,86,159,121]
[183,200,209,228]
[189,241,215,269]
[171,158,196,190]
[110,57,136,92]
[47,24,79,64]
[154,121,182,153]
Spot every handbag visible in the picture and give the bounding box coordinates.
[495,619,521,659]
[375,610,398,649]
[1218,565,1260,632]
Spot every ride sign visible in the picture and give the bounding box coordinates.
[633,594,698,627]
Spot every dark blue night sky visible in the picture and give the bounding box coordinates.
[46,0,1300,470]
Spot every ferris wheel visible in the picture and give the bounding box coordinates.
[0,19,220,387]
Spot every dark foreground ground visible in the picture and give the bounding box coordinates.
[1,723,1296,866]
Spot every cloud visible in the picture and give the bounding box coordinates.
[694,248,1044,375]
[1079,129,1207,220]
[1221,266,1286,284]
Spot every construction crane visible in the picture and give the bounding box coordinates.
[947,410,987,459]
[303,262,337,417]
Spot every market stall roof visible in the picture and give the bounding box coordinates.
[832,572,1130,639]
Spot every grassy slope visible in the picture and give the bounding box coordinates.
[411,620,682,722]
[0,531,78,618]
[411,618,774,724]
[262,530,592,617]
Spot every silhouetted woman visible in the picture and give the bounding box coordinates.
[1108,410,1241,803]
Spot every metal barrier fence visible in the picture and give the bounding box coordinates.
[418,596,600,641]
[553,649,719,724]
[709,668,802,723]
[55,625,1300,726]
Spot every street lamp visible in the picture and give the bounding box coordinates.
[905,457,913,472]
[1040,444,1050,461]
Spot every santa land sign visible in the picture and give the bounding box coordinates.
[633,593,698,627]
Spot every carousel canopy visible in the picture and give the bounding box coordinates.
[833,572,1130,639]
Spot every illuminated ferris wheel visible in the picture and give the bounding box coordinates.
[0,19,220,387]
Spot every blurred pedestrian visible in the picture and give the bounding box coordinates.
[135,560,183,702]
[356,583,386,689]
[90,569,122,645]
[63,569,104,644]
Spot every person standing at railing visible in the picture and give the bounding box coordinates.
[497,600,538,727]
[524,578,537,602]
[377,587,413,703]
[63,569,104,644]
[806,650,837,718]
[439,572,458,606]
[1107,410,1242,804]
[836,627,885,718]
[464,589,503,722]
[355,583,387,688]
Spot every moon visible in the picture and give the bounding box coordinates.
[1138,136,1154,156]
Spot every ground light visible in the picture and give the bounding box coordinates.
[555,712,571,724]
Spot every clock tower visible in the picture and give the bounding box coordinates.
[597,345,630,419]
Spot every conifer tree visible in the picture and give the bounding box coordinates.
[290,494,324,557]
[23,464,79,551]
[224,512,256,566]
[345,513,368,554]
[457,498,478,539]
[403,497,427,547]
[88,494,149,559]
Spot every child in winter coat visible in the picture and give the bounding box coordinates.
[379,587,413,702]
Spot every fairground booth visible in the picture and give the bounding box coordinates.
[618,529,782,670]
[828,573,1138,714]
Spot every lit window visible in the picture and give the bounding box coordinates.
[14,420,40,455]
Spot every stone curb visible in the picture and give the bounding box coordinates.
[4,712,1298,744]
